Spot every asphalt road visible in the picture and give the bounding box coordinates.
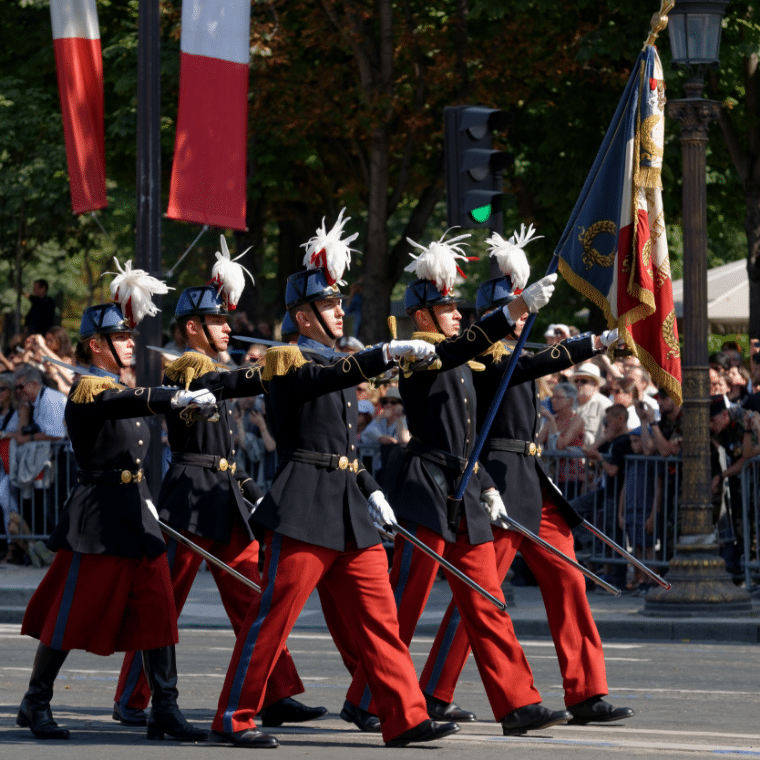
[1,623,759,759]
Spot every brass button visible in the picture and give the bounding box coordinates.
[338,456,349,470]
[351,445,355,450]
[528,442,537,456]
[135,458,141,465]
[120,470,132,484]
[135,421,141,427]
[348,423,352,429]
[219,458,229,471]
[135,470,143,482]
[347,402,352,407]
[138,440,143,446]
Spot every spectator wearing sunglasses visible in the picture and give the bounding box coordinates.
[359,387,409,446]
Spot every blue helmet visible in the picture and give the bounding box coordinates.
[79,303,131,340]
[403,278,457,316]
[476,276,517,317]
[285,269,342,310]
[175,285,226,319]
[281,311,297,336]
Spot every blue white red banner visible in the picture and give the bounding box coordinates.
[50,0,107,214]
[167,0,251,231]
[556,45,682,404]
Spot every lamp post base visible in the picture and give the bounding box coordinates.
[642,543,753,617]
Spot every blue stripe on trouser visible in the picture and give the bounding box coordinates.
[424,606,462,693]
[222,532,282,734]
[51,551,82,651]
[358,524,417,712]
[118,537,179,706]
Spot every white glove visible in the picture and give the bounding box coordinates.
[521,273,557,313]
[599,328,619,348]
[171,389,217,408]
[367,490,396,529]
[481,488,508,522]
[145,499,159,521]
[385,339,436,362]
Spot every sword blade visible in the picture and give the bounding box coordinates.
[231,335,346,356]
[494,516,621,596]
[158,520,261,594]
[581,519,671,590]
[390,521,507,612]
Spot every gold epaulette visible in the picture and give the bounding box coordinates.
[70,375,120,404]
[479,341,511,363]
[411,331,446,344]
[165,352,219,390]
[411,330,482,370]
[262,345,308,380]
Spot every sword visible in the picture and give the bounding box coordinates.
[389,521,507,612]
[231,334,346,356]
[42,355,114,379]
[581,519,671,590]
[158,520,261,594]
[493,515,621,596]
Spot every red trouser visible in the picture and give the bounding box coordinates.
[345,521,541,721]
[115,521,303,710]
[22,550,177,656]
[420,494,608,707]
[212,532,429,743]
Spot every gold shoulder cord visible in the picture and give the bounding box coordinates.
[165,352,217,390]
[145,387,157,416]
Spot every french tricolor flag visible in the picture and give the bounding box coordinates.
[50,0,107,214]
[556,46,682,405]
[167,0,251,231]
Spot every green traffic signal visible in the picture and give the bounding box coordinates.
[470,205,492,224]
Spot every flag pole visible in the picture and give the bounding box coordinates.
[451,254,559,507]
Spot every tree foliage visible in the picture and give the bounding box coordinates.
[0,0,753,343]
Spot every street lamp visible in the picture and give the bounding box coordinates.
[644,0,752,615]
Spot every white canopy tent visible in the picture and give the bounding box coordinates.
[671,258,748,334]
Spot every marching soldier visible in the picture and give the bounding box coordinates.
[114,237,325,729]
[209,210,460,747]
[342,230,572,737]
[418,228,633,725]
[18,263,211,741]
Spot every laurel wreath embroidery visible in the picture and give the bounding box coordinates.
[577,220,617,270]
[662,310,680,360]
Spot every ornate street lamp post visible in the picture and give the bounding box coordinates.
[644,0,752,614]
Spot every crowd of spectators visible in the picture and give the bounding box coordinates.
[533,330,760,591]
[3,293,760,594]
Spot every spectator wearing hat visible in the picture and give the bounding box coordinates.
[356,399,375,439]
[571,362,612,446]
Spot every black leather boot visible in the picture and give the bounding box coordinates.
[17,642,70,739]
[142,647,208,741]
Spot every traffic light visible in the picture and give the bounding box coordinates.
[444,106,513,230]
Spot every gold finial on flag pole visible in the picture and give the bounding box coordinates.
[644,0,675,49]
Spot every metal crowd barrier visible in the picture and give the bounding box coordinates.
[3,441,76,543]
[740,455,760,591]
[539,450,681,574]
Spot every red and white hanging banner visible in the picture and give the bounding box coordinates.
[50,0,107,214]
[167,0,251,231]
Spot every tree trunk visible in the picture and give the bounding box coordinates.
[746,185,760,340]
[362,128,392,345]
